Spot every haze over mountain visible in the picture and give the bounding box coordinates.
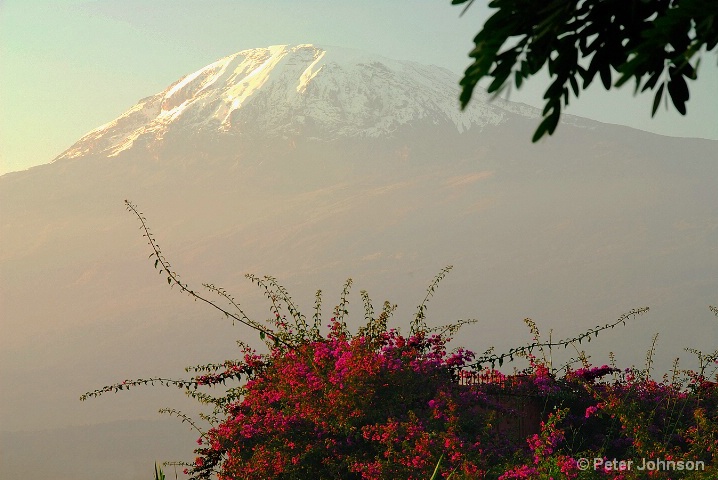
[54,44,541,161]
[1,44,716,479]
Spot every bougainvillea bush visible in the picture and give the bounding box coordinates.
[178,328,717,480]
[496,358,718,479]
[82,202,718,479]
[191,320,510,479]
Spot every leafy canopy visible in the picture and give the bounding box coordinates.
[454,0,718,141]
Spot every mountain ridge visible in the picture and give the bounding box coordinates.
[53,43,551,162]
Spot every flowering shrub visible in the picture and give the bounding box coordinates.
[188,321,513,479]
[82,202,718,479]
[491,356,718,479]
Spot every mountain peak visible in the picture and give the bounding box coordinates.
[55,44,540,162]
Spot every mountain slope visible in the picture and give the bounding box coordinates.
[1,43,717,480]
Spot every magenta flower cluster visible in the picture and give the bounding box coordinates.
[186,319,512,479]
[179,314,716,479]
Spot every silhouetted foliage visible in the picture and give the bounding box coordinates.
[454,0,718,141]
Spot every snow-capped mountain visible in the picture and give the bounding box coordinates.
[55,44,540,161]
[2,43,717,480]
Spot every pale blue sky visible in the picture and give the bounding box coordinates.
[1,0,717,175]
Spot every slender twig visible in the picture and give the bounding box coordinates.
[412,265,453,334]
[124,200,288,348]
[159,408,207,438]
[466,307,649,369]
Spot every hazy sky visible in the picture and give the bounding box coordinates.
[1,0,717,175]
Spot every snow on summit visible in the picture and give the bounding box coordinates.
[55,44,540,161]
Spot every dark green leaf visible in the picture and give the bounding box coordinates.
[569,75,579,97]
[532,122,549,143]
[652,84,664,116]
[599,64,612,89]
